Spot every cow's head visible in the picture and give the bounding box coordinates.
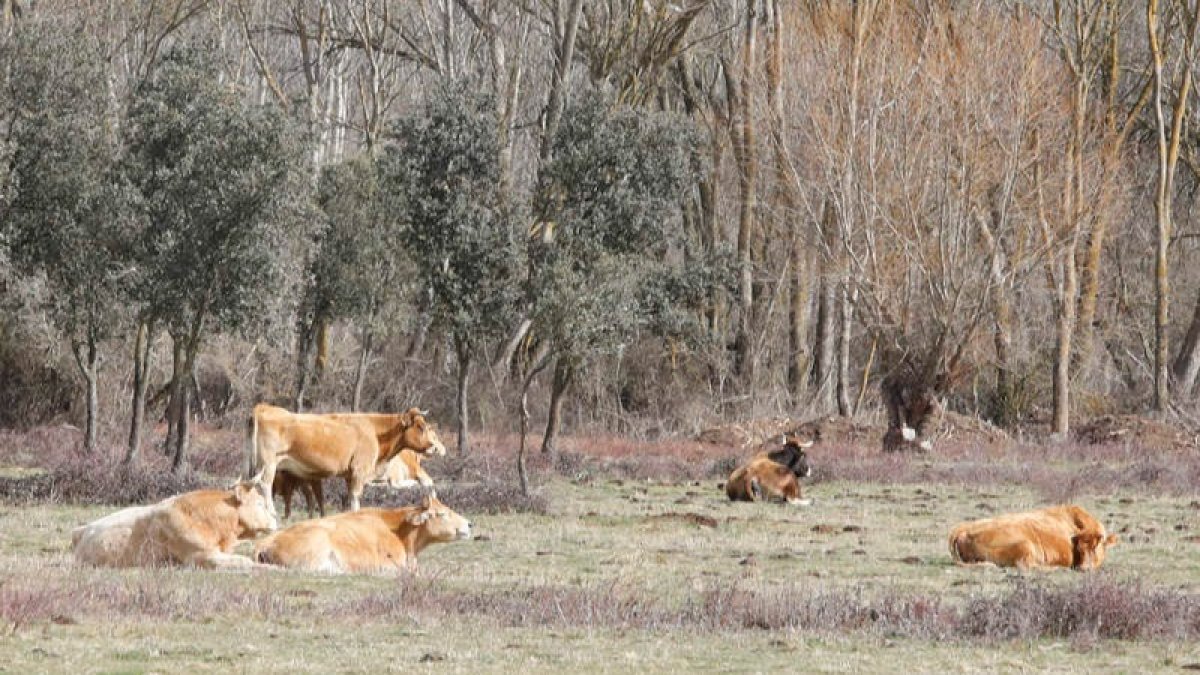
[401,408,447,456]
[231,479,278,537]
[1072,531,1119,570]
[769,434,812,479]
[408,492,471,541]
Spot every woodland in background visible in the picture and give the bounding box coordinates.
[2,0,1200,470]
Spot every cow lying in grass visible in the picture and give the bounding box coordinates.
[949,505,1119,571]
[72,480,277,569]
[254,493,471,574]
[725,434,813,505]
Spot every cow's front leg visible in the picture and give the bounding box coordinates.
[259,462,280,517]
[348,476,365,512]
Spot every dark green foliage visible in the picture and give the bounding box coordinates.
[383,82,523,346]
[531,92,711,361]
[124,45,311,339]
[2,23,138,347]
[309,156,407,328]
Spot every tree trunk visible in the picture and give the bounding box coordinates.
[814,271,837,410]
[1172,290,1200,395]
[71,331,99,453]
[541,357,573,455]
[406,289,433,359]
[729,1,758,382]
[165,336,186,453]
[292,316,315,412]
[352,327,372,412]
[517,356,550,497]
[787,246,813,402]
[126,321,152,464]
[171,364,192,472]
[493,317,532,376]
[539,0,584,164]
[1052,248,1078,437]
[836,281,854,417]
[454,335,471,456]
[1147,0,1197,411]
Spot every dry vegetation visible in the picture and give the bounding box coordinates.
[2,428,1199,672]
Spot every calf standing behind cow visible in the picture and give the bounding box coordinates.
[949,505,1119,571]
[725,434,814,506]
[274,448,438,520]
[72,479,277,569]
[254,492,471,574]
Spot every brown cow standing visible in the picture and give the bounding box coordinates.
[948,505,1119,571]
[249,405,446,515]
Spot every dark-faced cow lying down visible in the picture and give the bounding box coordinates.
[948,505,1119,571]
[253,493,471,574]
[249,405,447,515]
[274,448,437,520]
[725,434,813,505]
[72,480,277,569]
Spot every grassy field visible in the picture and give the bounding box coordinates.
[2,433,1200,673]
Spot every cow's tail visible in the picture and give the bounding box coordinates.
[246,408,260,478]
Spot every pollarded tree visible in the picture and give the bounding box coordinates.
[2,22,141,452]
[530,92,705,454]
[124,45,311,471]
[382,83,523,455]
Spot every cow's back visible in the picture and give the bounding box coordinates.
[72,502,165,567]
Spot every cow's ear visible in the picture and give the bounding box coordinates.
[1105,533,1119,547]
[231,483,249,505]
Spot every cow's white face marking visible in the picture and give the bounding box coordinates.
[901,426,917,441]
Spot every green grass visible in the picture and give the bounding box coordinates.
[2,475,1200,672]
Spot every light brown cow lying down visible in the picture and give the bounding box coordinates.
[72,480,277,569]
[254,493,471,575]
[725,456,811,505]
[949,505,1119,571]
[274,449,437,520]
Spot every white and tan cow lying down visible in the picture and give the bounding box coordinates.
[249,405,447,515]
[72,480,277,569]
[949,505,1119,571]
[254,493,471,575]
[274,448,437,520]
[725,434,813,505]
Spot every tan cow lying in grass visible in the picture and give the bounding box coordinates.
[948,505,1119,571]
[250,405,446,515]
[254,493,471,574]
[725,434,813,505]
[72,480,277,569]
[275,449,436,519]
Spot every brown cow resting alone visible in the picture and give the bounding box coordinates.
[72,480,277,569]
[725,435,813,505]
[948,505,1118,571]
[254,493,471,574]
[249,405,446,515]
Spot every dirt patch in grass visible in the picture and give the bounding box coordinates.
[643,512,718,528]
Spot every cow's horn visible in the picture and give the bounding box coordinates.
[419,409,430,416]
[797,439,813,448]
